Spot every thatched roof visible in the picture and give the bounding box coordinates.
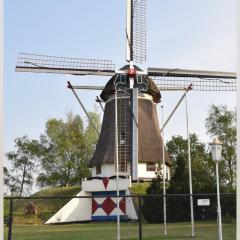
[25,202,37,209]
[100,75,161,103]
[88,96,172,167]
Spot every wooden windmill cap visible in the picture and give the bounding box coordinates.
[100,70,161,103]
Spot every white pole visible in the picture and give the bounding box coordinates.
[160,85,192,133]
[115,91,120,240]
[216,162,223,240]
[185,94,195,238]
[0,1,3,238]
[236,3,240,237]
[161,106,167,236]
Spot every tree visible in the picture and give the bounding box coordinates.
[205,104,236,190]
[161,134,217,222]
[142,134,215,223]
[166,134,215,194]
[142,167,164,223]
[4,167,20,196]
[5,136,39,196]
[166,135,189,193]
[36,111,101,187]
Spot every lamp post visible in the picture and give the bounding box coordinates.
[210,137,223,240]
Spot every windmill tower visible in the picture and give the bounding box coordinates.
[15,0,236,223]
[88,70,171,181]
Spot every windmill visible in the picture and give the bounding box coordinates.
[15,0,236,227]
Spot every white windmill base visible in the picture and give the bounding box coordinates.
[45,178,138,224]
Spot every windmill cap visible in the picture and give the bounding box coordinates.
[100,74,161,103]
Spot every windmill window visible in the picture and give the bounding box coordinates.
[146,163,156,172]
[120,132,126,145]
[96,165,101,175]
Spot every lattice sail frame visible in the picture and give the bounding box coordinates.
[152,76,236,91]
[16,53,237,91]
[16,53,115,76]
[132,0,147,63]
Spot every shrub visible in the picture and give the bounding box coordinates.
[142,168,164,223]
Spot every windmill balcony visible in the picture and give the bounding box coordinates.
[82,178,131,192]
[90,163,171,183]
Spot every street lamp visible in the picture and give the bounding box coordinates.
[210,137,223,240]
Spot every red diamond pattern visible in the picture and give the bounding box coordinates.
[92,198,98,214]
[119,198,126,214]
[102,197,115,215]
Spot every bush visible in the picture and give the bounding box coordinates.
[142,172,236,223]
[142,195,163,223]
[142,169,164,223]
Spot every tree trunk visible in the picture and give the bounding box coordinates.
[19,162,27,197]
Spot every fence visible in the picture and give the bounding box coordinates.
[4,193,236,240]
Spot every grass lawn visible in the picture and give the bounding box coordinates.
[4,221,235,240]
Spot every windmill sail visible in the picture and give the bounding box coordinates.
[148,67,236,91]
[132,0,147,63]
[16,53,115,76]
[126,0,147,63]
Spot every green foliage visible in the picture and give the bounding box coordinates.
[31,186,81,197]
[142,133,236,223]
[130,182,149,195]
[6,186,81,224]
[4,166,19,196]
[167,134,215,194]
[5,110,101,194]
[36,111,101,187]
[145,167,163,195]
[142,168,164,223]
[141,104,236,227]
[205,104,236,189]
[159,134,220,223]
[166,135,189,193]
[5,136,39,196]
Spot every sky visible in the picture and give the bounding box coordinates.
[4,1,236,164]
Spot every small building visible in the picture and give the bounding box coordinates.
[25,202,37,215]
